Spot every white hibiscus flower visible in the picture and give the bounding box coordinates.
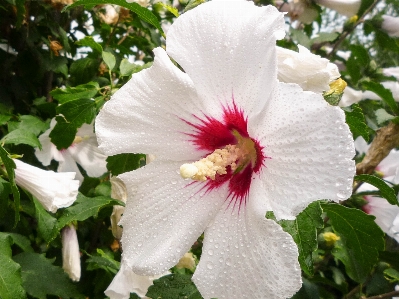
[14,159,79,213]
[35,119,107,184]
[96,1,355,298]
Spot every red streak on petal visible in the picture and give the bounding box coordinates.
[183,100,268,210]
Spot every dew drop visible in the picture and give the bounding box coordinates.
[207,262,214,270]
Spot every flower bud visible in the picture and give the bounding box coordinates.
[13,159,79,213]
[62,224,81,281]
[110,177,127,239]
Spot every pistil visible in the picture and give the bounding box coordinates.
[180,130,258,181]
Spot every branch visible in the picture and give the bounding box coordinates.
[327,0,380,58]
[343,284,362,299]
[361,290,399,299]
[356,122,399,175]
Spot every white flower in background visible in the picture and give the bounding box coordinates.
[354,136,369,156]
[105,262,167,299]
[61,224,81,281]
[126,0,150,7]
[35,119,107,184]
[362,81,399,102]
[363,195,399,243]
[276,45,340,93]
[276,0,318,24]
[110,177,128,240]
[381,15,399,38]
[314,0,361,17]
[96,5,120,25]
[383,67,399,79]
[359,149,399,243]
[339,86,363,107]
[13,159,79,213]
[96,1,355,298]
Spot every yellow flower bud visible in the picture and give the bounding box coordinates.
[323,232,340,247]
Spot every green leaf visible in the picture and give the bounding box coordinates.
[279,201,323,276]
[0,177,12,218]
[69,57,100,85]
[64,0,164,35]
[0,146,20,225]
[183,0,205,13]
[13,252,83,299]
[344,104,369,142]
[0,233,26,299]
[119,59,141,77]
[56,98,96,128]
[86,249,120,274]
[2,129,41,149]
[51,83,99,104]
[75,36,103,53]
[7,233,33,253]
[49,116,78,150]
[16,115,48,136]
[0,114,11,125]
[155,2,180,17]
[311,32,339,44]
[322,203,385,283]
[383,268,399,283]
[146,274,202,299]
[357,0,374,17]
[355,174,398,206]
[50,99,96,149]
[102,51,116,70]
[346,45,370,84]
[362,81,399,115]
[33,198,58,243]
[58,193,123,229]
[106,153,146,176]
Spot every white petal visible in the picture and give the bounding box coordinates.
[68,139,107,178]
[383,67,399,80]
[57,153,84,184]
[14,159,79,213]
[62,225,81,281]
[105,263,166,299]
[339,86,363,107]
[376,149,399,178]
[119,160,227,275]
[276,45,339,93]
[314,0,361,17]
[354,136,369,155]
[96,47,207,161]
[255,83,355,220]
[166,1,285,118]
[35,119,64,166]
[364,195,399,243]
[381,15,399,38]
[193,179,301,299]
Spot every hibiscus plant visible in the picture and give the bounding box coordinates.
[0,0,399,298]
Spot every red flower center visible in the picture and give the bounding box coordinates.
[183,101,267,210]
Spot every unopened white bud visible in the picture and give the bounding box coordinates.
[62,224,81,281]
[180,164,199,179]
